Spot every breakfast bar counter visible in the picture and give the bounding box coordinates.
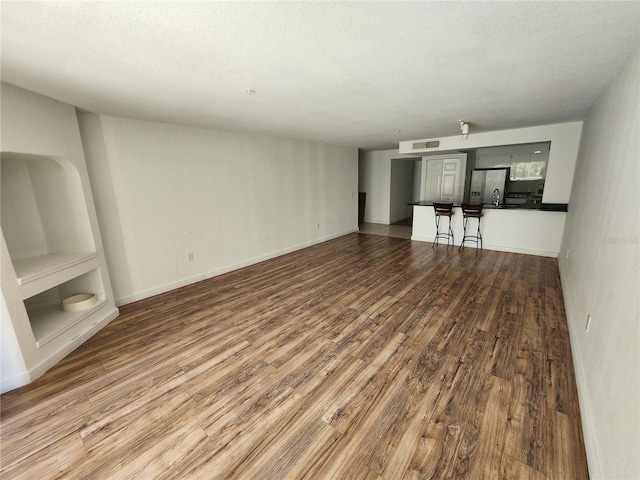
[410,203,568,257]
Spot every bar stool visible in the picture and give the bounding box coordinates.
[459,203,483,252]
[432,202,455,247]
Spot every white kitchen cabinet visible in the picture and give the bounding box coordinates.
[475,143,550,180]
[421,154,467,203]
[475,153,511,169]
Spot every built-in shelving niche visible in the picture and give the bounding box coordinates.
[0,151,97,280]
[23,268,107,347]
[1,151,104,348]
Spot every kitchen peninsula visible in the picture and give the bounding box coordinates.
[397,122,583,258]
[410,201,568,257]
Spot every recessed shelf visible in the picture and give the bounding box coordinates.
[23,267,107,348]
[14,252,98,300]
[14,252,98,285]
[1,152,95,264]
[28,299,107,347]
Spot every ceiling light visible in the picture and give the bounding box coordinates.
[459,120,469,140]
[533,150,542,154]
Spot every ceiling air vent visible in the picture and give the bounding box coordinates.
[412,140,440,150]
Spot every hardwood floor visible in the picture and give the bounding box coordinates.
[0,234,588,479]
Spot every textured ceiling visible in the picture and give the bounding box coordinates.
[1,1,639,150]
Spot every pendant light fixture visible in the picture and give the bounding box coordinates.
[459,120,470,140]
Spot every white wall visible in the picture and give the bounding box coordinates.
[412,160,422,201]
[399,121,583,203]
[389,159,415,223]
[0,279,28,393]
[78,113,358,305]
[358,149,394,224]
[558,51,639,479]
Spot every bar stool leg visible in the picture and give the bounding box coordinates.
[459,216,468,252]
[433,204,455,248]
[433,215,454,248]
[459,216,482,253]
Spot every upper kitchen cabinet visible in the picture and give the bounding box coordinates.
[421,154,467,203]
[475,152,512,169]
[475,142,550,181]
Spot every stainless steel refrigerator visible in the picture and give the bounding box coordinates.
[469,168,509,205]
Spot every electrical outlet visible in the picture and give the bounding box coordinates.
[350,191,354,198]
[585,314,592,332]
[566,248,570,259]
[187,252,194,262]
[316,223,320,230]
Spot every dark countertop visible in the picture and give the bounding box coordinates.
[408,201,568,212]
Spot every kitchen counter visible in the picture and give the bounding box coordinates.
[410,203,568,257]
[408,201,568,212]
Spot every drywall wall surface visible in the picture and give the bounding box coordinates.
[0,237,29,393]
[0,295,28,393]
[412,160,422,202]
[389,159,415,224]
[399,121,583,203]
[358,149,395,224]
[558,50,639,479]
[78,113,358,305]
[1,82,86,160]
[0,157,49,258]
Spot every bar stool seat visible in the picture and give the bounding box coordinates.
[432,202,455,247]
[459,203,483,252]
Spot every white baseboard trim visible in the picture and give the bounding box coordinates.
[115,228,358,306]
[410,234,559,258]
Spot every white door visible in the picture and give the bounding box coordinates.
[423,159,443,201]
[441,157,464,201]
[422,154,467,203]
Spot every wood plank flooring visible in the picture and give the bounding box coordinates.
[0,234,589,479]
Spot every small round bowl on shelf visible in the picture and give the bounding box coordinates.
[61,293,98,312]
